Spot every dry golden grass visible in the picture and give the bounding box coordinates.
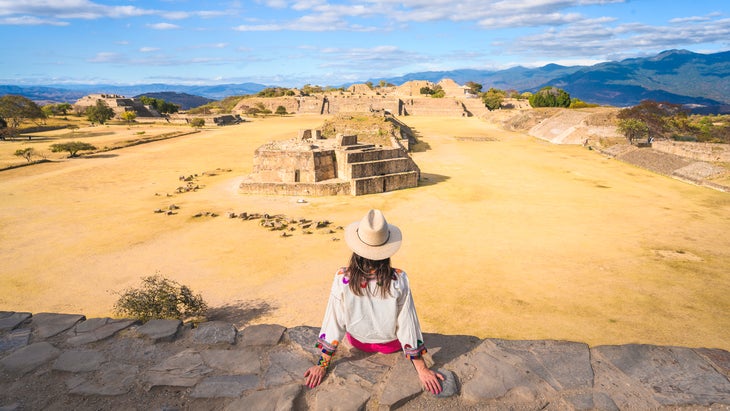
[1,115,728,351]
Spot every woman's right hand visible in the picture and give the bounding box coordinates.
[303,365,326,388]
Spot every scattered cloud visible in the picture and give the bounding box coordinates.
[139,47,160,52]
[147,22,180,30]
[0,15,69,26]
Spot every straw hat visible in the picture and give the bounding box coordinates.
[344,209,402,261]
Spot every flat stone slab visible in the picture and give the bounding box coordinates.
[0,328,31,354]
[314,379,371,410]
[224,383,302,411]
[201,349,261,374]
[66,363,138,396]
[67,318,135,345]
[52,349,106,372]
[146,349,212,387]
[136,319,181,342]
[239,323,285,346]
[192,321,236,345]
[593,344,730,406]
[0,342,60,375]
[380,354,423,409]
[31,312,85,339]
[190,374,259,398]
[0,312,31,332]
[262,348,313,389]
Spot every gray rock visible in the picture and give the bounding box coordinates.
[593,344,730,406]
[332,354,392,386]
[52,349,106,372]
[224,383,302,411]
[0,342,60,375]
[0,312,31,332]
[192,321,237,345]
[146,349,212,387]
[262,348,313,388]
[31,312,85,339]
[136,319,181,342]
[66,363,138,396]
[0,328,30,353]
[190,374,259,398]
[435,368,458,398]
[285,325,319,356]
[314,380,371,411]
[239,324,285,346]
[67,318,135,345]
[380,354,422,409]
[695,347,730,378]
[201,349,262,374]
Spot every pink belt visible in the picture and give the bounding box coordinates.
[346,333,401,354]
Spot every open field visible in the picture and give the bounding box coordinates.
[1,115,729,351]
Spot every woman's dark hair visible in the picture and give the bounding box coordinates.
[347,253,394,298]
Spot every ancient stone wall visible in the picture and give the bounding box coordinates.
[352,172,420,195]
[402,97,467,116]
[237,181,351,196]
[652,140,730,162]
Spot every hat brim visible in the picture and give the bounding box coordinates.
[344,221,402,261]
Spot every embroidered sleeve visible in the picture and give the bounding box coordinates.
[394,271,427,359]
[316,268,348,356]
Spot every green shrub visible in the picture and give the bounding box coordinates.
[114,274,207,322]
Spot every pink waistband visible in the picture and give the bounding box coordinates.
[346,333,401,354]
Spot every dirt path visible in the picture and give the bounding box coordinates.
[1,115,729,350]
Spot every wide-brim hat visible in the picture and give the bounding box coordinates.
[344,209,402,261]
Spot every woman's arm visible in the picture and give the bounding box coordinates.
[304,352,332,388]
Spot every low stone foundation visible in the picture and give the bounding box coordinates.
[1,310,729,410]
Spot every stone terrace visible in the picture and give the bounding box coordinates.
[1,311,729,410]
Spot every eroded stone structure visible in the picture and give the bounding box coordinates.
[239,130,420,196]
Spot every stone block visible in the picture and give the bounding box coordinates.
[31,312,85,339]
[0,342,60,375]
[67,318,135,345]
[239,324,285,347]
[53,349,106,372]
[146,349,212,387]
[190,374,260,398]
[201,349,262,374]
[0,328,30,354]
[262,348,313,389]
[224,383,302,411]
[66,363,138,396]
[379,354,422,409]
[136,319,181,342]
[0,312,31,331]
[192,321,237,345]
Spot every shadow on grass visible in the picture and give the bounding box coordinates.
[82,153,119,159]
[419,173,450,187]
[207,299,276,328]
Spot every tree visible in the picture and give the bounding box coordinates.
[190,118,205,128]
[42,104,57,118]
[139,96,179,114]
[617,118,649,144]
[114,274,207,323]
[121,111,137,125]
[86,100,115,125]
[528,87,571,108]
[465,81,483,94]
[0,95,45,129]
[57,103,72,116]
[14,147,35,162]
[50,141,97,157]
[617,100,683,139]
[275,105,287,115]
[482,88,506,110]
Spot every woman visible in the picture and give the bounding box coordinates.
[303,209,444,394]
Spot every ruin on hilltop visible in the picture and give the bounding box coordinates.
[239,125,420,196]
[74,94,163,118]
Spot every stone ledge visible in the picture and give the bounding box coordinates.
[0,311,729,410]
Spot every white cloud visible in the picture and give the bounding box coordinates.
[140,47,159,52]
[147,22,180,30]
[0,15,69,25]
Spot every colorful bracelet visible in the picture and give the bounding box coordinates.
[404,340,427,360]
[317,355,330,369]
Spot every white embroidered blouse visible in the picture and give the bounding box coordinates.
[316,267,426,357]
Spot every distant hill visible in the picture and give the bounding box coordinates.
[133,92,214,110]
[2,49,729,111]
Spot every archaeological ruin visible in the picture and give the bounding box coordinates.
[239,128,420,196]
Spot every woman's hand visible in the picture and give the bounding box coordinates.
[303,365,326,388]
[412,357,444,394]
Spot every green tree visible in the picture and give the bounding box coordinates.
[617,100,683,139]
[42,104,57,118]
[465,81,483,94]
[14,147,35,162]
[114,274,207,323]
[57,103,72,116]
[275,105,287,115]
[617,118,649,144]
[86,100,115,124]
[528,87,571,108]
[139,96,179,114]
[482,88,506,110]
[190,118,205,128]
[50,141,97,157]
[121,111,137,125]
[0,95,45,128]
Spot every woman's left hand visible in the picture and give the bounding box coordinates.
[416,366,444,395]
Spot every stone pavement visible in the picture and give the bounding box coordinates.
[1,311,729,410]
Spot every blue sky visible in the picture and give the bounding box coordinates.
[1,0,729,87]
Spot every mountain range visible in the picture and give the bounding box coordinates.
[2,49,729,112]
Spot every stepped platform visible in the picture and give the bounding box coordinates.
[1,311,729,410]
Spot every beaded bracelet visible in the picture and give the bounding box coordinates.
[317,355,330,369]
